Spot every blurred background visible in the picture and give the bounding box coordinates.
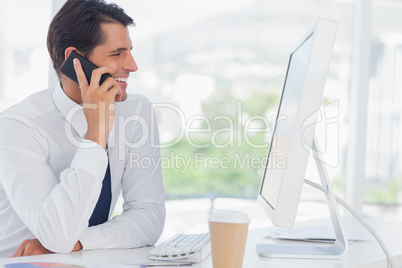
[0,0,401,239]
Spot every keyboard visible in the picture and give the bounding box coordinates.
[148,233,211,263]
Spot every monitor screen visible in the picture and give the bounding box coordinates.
[260,33,314,210]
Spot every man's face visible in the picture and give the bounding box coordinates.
[87,23,137,102]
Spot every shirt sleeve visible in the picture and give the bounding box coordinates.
[79,97,166,250]
[0,118,108,253]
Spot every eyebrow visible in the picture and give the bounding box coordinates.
[109,47,133,54]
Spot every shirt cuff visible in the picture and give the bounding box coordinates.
[70,139,108,178]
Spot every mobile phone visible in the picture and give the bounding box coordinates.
[60,50,112,85]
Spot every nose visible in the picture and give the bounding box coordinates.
[125,52,138,73]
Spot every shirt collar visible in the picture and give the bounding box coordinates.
[52,82,88,137]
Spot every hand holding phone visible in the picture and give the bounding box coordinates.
[60,50,112,85]
[61,50,121,149]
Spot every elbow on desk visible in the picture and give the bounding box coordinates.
[33,220,84,254]
[130,204,166,247]
[147,218,165,246]
[36,227,80,253]
[149,204,166,245]
[38,234,77,254]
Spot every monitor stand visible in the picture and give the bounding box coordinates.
[256,136,349,259]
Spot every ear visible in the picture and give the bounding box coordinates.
[64,47,80,61]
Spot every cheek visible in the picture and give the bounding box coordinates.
[105,60,120,74]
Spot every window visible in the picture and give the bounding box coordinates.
[1,1,401,229]
[0,0,52,110]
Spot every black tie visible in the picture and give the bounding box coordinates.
[89,155,112,227]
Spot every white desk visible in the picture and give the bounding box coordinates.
[0,219,401,268]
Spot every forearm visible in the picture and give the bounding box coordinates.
[79,202,165,250]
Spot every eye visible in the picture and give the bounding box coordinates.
[110,53,121,57]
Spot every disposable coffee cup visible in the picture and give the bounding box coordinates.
[208,210,250,268]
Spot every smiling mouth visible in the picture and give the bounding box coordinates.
[114,77,128,83]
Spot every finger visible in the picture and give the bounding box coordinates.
[22,245,32,256]
[21,240,52,256]
[12,240,28,257]
[90,67,114,88]
[97,78,123,102]
[73,58,89,90]
[104,82,123,100]
[23,246,42,256]
[98,76,117,92]
[103,78,124,100]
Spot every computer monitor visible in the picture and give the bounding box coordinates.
[257,19,347,258]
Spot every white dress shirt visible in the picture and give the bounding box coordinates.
[0,83,165,258]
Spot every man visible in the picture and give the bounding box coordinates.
[0,0,165,257]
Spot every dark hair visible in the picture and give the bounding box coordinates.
[47,0,134,77]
